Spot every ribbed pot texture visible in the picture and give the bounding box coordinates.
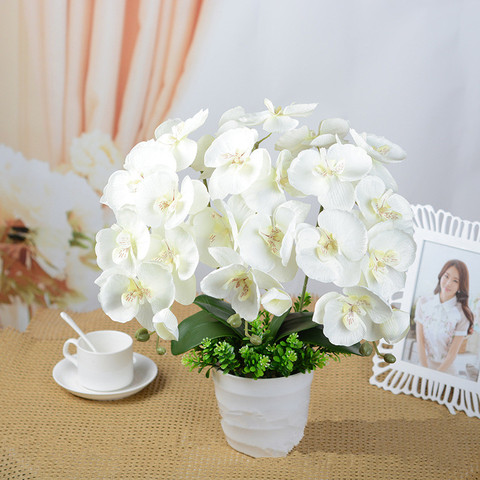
[211,369,314,458]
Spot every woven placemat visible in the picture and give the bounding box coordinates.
[1,305,479,480]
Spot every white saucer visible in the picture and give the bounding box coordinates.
[52,353,158,401]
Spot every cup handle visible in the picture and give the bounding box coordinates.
[63,338,79,367]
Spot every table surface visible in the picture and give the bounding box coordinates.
[1,305,479,480]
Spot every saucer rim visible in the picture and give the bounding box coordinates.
[52,352,158,400]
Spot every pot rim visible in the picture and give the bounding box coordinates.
[211,368,314,383]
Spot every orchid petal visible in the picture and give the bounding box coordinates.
[173,273,197,305]
[312,292,342,325]
[323,297,366,346]
[153,308,179,341]
[204,127,257,168]
[261,288,292,316]
[381,310,410,343]
[189,179,210,215]
[317,209,367,261]
[317,178,355,211]
[98,272,138,323]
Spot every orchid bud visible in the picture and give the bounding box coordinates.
[156,346,167,355]
[383,353,396,364]
[135,328,150,342]
[227,313,242,328]
[249,335,262,346]
[359,342,373,357]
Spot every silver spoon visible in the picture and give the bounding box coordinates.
[60,312,97,352]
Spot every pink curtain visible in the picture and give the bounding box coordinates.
[16,0,205,166]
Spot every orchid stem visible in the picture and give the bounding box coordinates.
[253,133,272,150]
[298,275,309,312]
[372,341,381,357]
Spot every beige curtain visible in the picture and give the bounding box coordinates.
[12,0,204,166]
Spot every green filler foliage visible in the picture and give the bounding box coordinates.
[170,293,366,379]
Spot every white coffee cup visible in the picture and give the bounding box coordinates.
[63,330,134,392]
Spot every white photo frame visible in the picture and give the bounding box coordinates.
[370,204,480,417]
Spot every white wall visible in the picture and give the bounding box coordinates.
[169,0,480,224]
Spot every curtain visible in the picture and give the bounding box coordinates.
[0,0,206,329]
[15,0,205,166]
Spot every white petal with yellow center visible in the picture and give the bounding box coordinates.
[323,297,367,346]
[208,148,270,200]
[200,264,260,321]
[95,208,150,274]
[355,176,413,230]
[146,226,198,281]
[191,206,236,267]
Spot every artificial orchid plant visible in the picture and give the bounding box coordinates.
[95,99,416,378]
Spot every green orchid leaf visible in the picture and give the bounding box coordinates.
[298,326,363,356]
[274,311,315,340]
[275,311,362,355]
[171,310,237,355]
[193,294,244,338]
[264,308,291,343]
[194,295,236,320]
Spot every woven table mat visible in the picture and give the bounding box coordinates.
[1,306,479,480]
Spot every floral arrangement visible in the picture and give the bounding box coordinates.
[95,99,417,378]
[0,138,117,328]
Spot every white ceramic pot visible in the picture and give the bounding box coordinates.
[211,369,314,458]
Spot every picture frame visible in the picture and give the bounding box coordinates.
[370,204,480,417]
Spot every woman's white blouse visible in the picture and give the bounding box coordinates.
[415,294,469,363]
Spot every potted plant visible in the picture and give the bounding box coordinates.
[95,99,416,457]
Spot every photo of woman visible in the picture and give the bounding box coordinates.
[414,259,474,375]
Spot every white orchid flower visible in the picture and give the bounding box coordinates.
[355,176,413,231]
[154,109,209,171]
[216,106,248,135]
[309,118,350,148]
[288,143,372,210]
[296,209,367,287]
[275,118,349,156]
[350,129,406,191]
[123,139,177,172]
[201,247,289,321]
[145,226,199,305]
[238,201,310,282]
[95,263,175,331]
[200,247,261,322]
[241,166,286,216]
[361,222,417,300]
[101,140,176,212]
[350,129,406,165]
[240,98,317,133]
[95,207,150,274]
[275,126,315,157]
[204,127,270,200]
[261,288,292,317]
[136,169,208,229]
[191,201,238,267]
[313,286,393,346]
[153,308,179,341]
